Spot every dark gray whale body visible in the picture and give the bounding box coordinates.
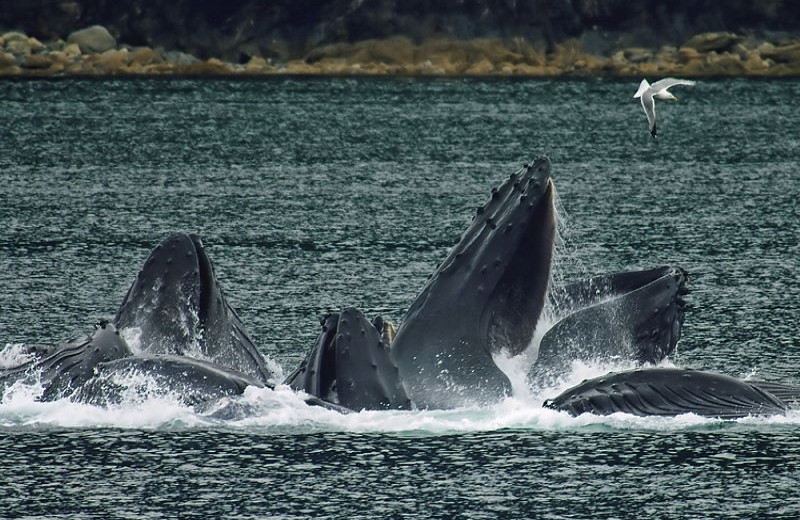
[114,232,274,384]
[284,157,697,413]
[0,321,132,402]
[3,155,796,419]
[529,265,689,389]
[544,368,800,419]
[390,158,555,408]
[285,157,556,410]
[0,234,349,412]
[285,309,410,411]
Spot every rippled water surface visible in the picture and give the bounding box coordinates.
[1,77,799,518]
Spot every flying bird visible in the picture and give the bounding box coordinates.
[633,78,696,138]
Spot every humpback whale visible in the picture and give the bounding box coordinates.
[284,157,557,410]
[0,234,344,412]
[3,155,793,419]
[114,232,274,384]
[285,309,410,411]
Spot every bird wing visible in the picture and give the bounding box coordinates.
[649,78,696,92]
[640,92,656,133]
[633,79,650,98]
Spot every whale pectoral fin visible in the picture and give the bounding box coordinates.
[544,368,790,419]
[531,267,688,389]
[114,233,273,384]
[334,308,409,411]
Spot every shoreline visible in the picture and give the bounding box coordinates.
[2,27,800,78]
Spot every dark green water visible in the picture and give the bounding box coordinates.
[1,77,799,518]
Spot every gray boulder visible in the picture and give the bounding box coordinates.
[163,50,200,65]
[2,31,28,43]
[67,25,116,54]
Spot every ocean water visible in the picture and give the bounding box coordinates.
[1,76,799,519]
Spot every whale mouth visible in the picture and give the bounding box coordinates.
[484,176,555,357]
[113,233,273,383]
[403,158,555,354]
[188,235,216,326]
[446,157,554,358]
[114,233,209,357]
[388,157,556,408]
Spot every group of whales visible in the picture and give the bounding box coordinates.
[3,157,799,419]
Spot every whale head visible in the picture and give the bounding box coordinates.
[390,157,556,408]
[114,233,273,383]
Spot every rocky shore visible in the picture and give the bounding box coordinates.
[2,25,799,77]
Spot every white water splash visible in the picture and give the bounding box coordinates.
[0,343,37,369]
[2,357,797,433]
[120,326,143,354]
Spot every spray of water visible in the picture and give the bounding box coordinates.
[0,343,37,369]
[0,352,795,432]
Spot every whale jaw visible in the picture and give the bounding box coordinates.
[390,158,556,409]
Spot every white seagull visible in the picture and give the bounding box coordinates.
[633,78,696,138]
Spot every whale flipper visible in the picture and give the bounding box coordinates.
[543,368,796,419]
[529,267,688,389]
[114,233,273,384]
[390,158,556,408]
[285,309,409,410]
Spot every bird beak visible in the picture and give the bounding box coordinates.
[672,96,678,101]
